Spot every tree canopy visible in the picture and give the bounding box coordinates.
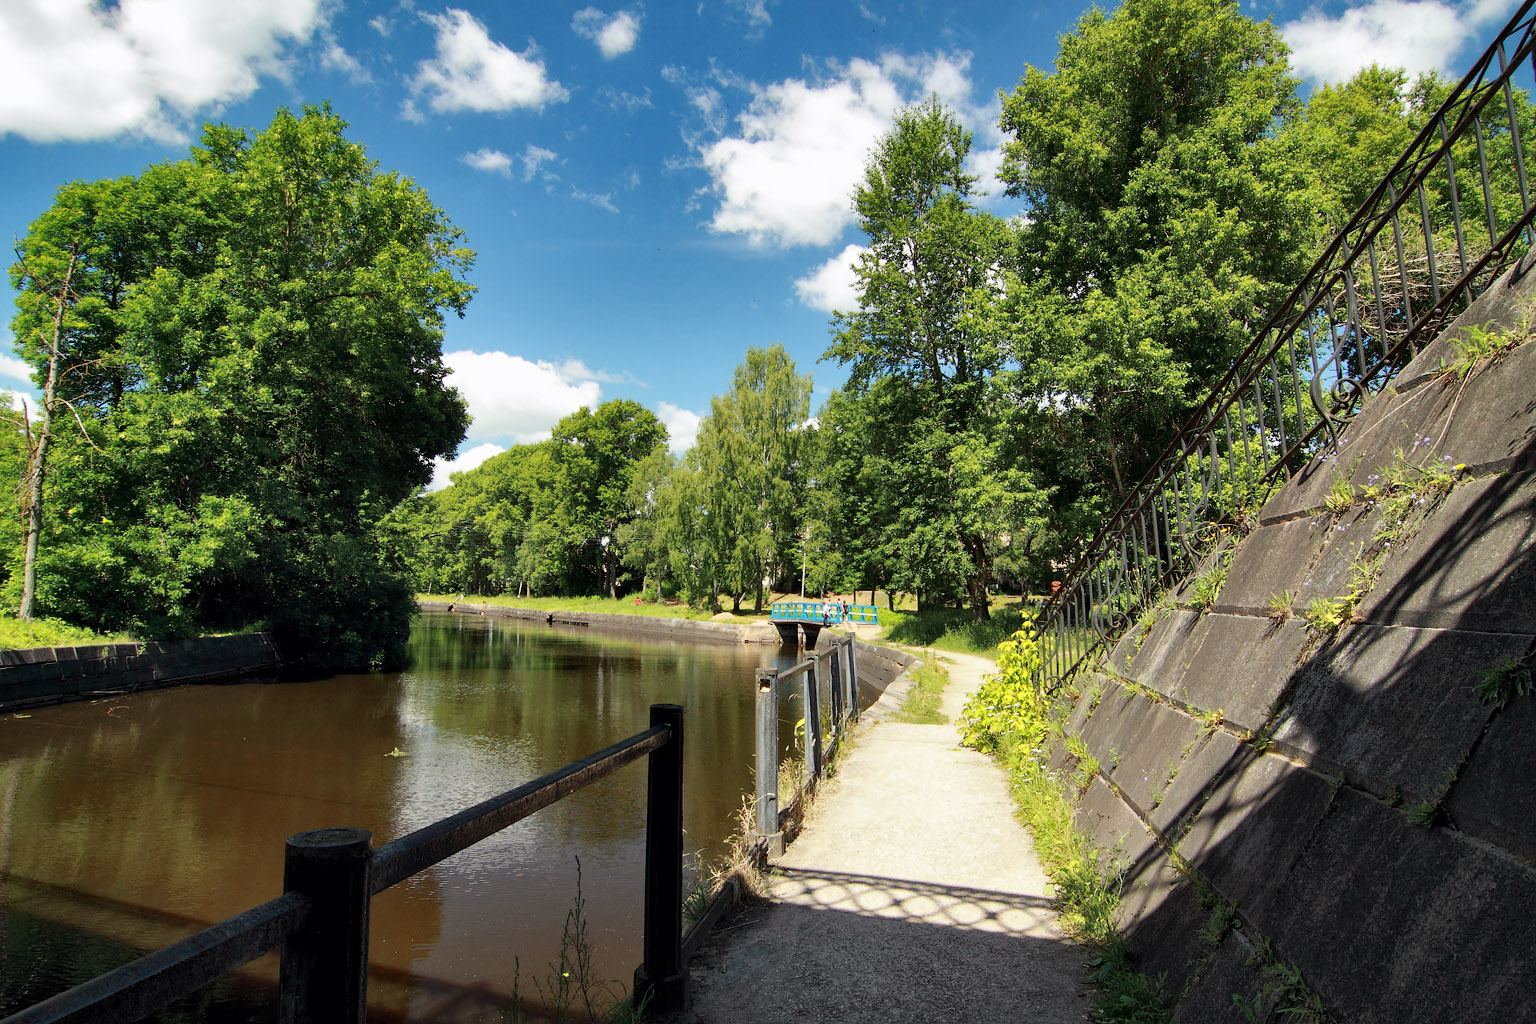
[7,105,472,670]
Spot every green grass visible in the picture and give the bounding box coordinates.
[890,661,950,724]
[879,601,1027,655]
[0,613,133,650]
[420,593,730,621]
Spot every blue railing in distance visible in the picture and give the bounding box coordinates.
[769,601,879,625]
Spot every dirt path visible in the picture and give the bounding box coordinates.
[666,650,1089,1024]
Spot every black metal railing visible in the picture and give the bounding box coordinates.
[1035,0,1536,691]
[753,635,861,855]
[3,705,687,1024]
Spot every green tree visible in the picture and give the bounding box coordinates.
[8,105,472,670]
[549,399,668,598]
[690,345,811,612]
[994,0,1316,572]
[825,99,1017,620]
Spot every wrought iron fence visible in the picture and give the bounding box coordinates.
[1035,0,1536,690]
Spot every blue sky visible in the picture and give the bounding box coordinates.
[0,0,1519,487]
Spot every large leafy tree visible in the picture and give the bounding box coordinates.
[689,345,811,612]
[825,99,1019,620]
[549,399,668,598]
[995,0,1315,571]
[8,105,472,670]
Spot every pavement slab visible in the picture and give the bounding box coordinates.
[668,651,1091,1024]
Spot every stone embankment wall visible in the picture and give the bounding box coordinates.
[0,633,282,712]
[1050,263,1536,1022]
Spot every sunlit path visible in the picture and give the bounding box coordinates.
[670,650,1089,1024]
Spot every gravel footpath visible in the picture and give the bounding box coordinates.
[664,650,1090,1024]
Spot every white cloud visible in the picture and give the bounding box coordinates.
[320,36,370,84]
[411,9,568,115]
[462,148,513,176]
[599,86,653,113]
[368,14,392,36]
[444,350,602,444]
[1282,0,1518,84]
[572,8,641,58]
[520,144,559,181]
[726,0,773,30]
[794,243,866,313]
[696,53,983,248]
[0,354,34,382]
[428,441,505,491]
[572,187,618,212]
[657,402,702,453]
[0,0,324,142]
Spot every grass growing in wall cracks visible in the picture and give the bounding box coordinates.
[958,624,1171,1024]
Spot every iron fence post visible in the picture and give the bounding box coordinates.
[754,670,783,856]
[634,703,688,1013]
[280,827,372,1024]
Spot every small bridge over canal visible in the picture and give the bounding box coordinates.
[768,600,879,648]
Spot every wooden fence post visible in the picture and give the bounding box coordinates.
[280,827,372,1024]
[754,670,783,856]
[845,637,860,723]
[635,704,688,1013]
[803,661,823,780]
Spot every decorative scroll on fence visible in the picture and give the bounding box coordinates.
[1035,0,1536,690]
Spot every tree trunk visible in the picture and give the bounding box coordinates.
[19,250,77,621]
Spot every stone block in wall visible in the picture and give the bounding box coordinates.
[1266,786,1536,1024]
[1177,750,1334,926]
[1120,860,1209,1002]
[1150,727,1243,840]
[1217,516,1329,616]
[1074,776,1156,868]
[1172,929,1278,1024]
[1172,615,1309,735]
[1102,696,1205,823]
[1356,470,1536,634]
[1272,623,1515,803]
[1259,435,1367,525]
[1394,253,1536,392]
[1124,609,1207,697]
[1446,684,1536,863]
[1417,339,1536,477]
[1299,502,1382,602]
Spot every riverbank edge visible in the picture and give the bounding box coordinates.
[0,632,282,713]
[423,600,921,697]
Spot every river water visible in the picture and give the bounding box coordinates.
[0,611,808,1022]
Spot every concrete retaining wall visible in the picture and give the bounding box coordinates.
[1049,264,1536,1022]
[0,633,282,712]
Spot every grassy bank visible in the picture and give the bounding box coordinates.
[0,614,134,650]
[419,593,749,622]
[879,600,1033,657]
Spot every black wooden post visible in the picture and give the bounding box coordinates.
[280,827,372,1024]
[845,637,860,723]
[803,662,823,780]
[828,647,843,735]
[754,670,784,856]
[635,704,688,1013]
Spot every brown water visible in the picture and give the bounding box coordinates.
[0,611,804,1022]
